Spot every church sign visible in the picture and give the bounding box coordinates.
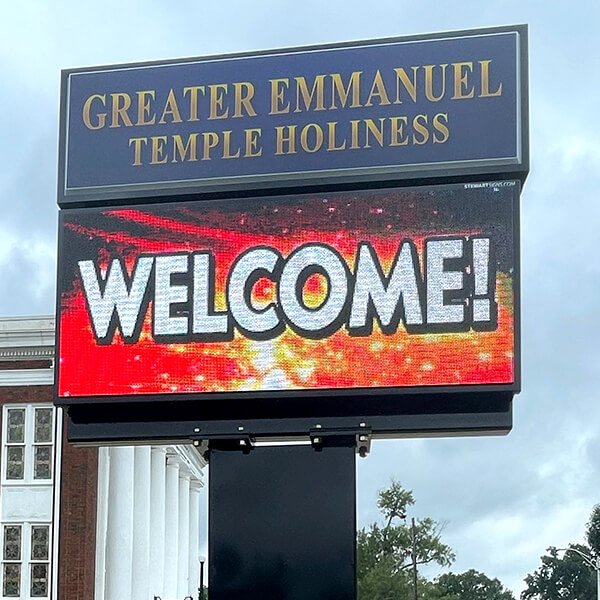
[56,181,519,402]
[55,25,527,440]
[58,26,527,206]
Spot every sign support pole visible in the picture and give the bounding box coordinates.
[206,433,359,600]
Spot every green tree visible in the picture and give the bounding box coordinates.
[521,544,596,600]
[358,480,455,600]
[436,569,515,600]
[358,563,452,600]
[586,504,600,556]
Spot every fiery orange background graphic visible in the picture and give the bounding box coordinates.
[57,186,515,398]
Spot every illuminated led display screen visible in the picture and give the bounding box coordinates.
[56,181,519,403]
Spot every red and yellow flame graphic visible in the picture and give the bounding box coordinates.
[58,189,515,398]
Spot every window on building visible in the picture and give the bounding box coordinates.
[2,406,55,484]
[33,408,53,481]
[0,405,56,599]
[0,524,50,598]
[30,526,50,597]
[2,525,21,597]
[5,410,25,481]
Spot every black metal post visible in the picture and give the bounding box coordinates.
[199,559,205,600]
[208,436,357,600]
[411,517,418,600]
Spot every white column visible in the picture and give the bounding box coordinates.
[51,408,64,600]
[94,447,110,600]
[105,447,135,600]
[188,481,202,596]
[149,447,167,598]
[198,478,208,565]
[164,455,180,597]
[177,470,191,597]
[132,447,151,600]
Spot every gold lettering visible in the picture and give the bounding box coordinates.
[424,64,448,102]
[412,114,429,145]
[222,131,241,159]
[327,122,346,151]
[208,84,229,120]
[110,93,133,128]
[136,90,156,126]
[202,132,220,160]
[300,123,323,153]
[294,75,326,113]
[159,89,183,124]
[433,113,450,143]
[270,79,290,115]
[150,136,168,164]
[479,60,503,97]
[129,137,147,165]
[350,120,360,149]
[183,86,206,122]
[82,94,107,130]
[389,117,408,146]
[172,134,198,162]
[233,82,257,118]
[364,118,385,148]
[244,128,262,157]
[393,67,418,103]
[452,62,475,99]
[330,72,362,109]
[275,125,296,154]
[365,71,391,107]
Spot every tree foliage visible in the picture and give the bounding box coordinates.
[520,544,596,600]
[585,504,600,556]
[358,480,454,575]
[358,556,412,600]
[436,569,515,600]
[358,480,455,600]
[358,480,518,600]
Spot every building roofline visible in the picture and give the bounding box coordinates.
[0,316,55,385]
[0,315,56,352]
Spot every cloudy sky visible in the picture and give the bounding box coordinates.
[2,0,599,594]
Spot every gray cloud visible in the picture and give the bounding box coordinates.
[2,0,600,595]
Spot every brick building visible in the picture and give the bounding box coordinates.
[0,316,207,600]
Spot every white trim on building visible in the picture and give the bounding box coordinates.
[0,317,55,359]
[95,446,205,600]
[0,403,59,600]
[0,316,55,387]
[0,315,209,600]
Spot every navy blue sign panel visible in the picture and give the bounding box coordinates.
[58,25,527,206]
